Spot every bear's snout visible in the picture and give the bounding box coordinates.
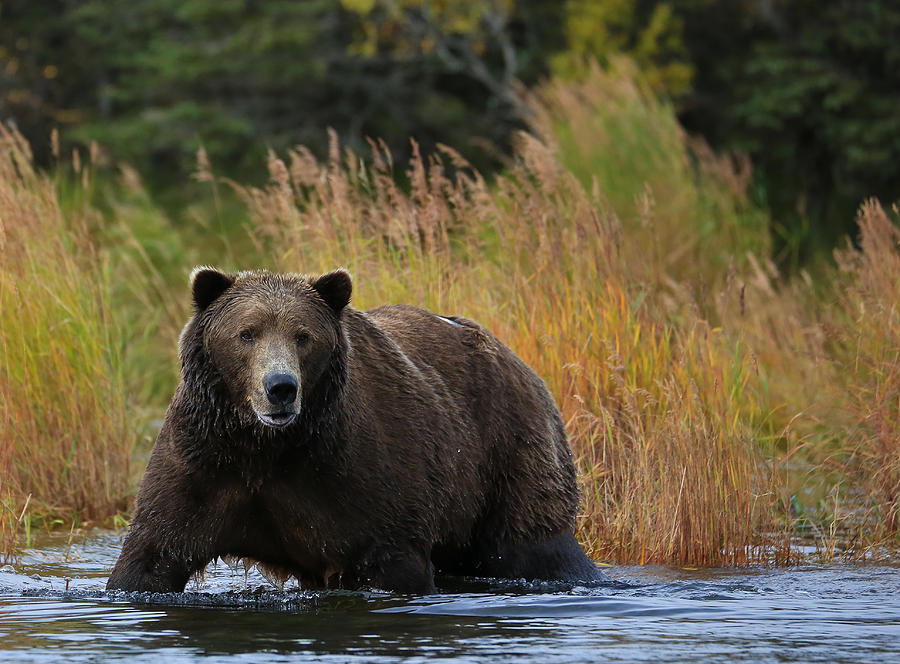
[263,372,299,408]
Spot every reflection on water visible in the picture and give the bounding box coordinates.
[0,533,897,663]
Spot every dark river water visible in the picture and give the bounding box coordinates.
[0,532,897,663]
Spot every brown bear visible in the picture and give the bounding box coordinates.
[107,267,603,594]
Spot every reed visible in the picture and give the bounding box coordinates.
[0,126,133,535]
[830,200,900,546]
[528,58,770,288]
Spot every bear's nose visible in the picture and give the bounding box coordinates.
[263,372,298,407]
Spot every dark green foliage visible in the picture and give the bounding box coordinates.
[1,0,354,183]
[672,0,900,264]
[0,0,565,187]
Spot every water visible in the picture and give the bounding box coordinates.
[0,532,898,663]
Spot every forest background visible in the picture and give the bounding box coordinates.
[5,0,899,262]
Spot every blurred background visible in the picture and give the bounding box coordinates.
[3,0,898,266]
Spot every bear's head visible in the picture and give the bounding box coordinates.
[181,267,352,431]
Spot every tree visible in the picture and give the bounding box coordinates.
[553,0,691,95]
[673,0,900,262]
[0,0,567,187]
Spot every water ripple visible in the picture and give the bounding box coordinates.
[0,533,897,663]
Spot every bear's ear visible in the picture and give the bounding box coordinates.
[312,269,352,313]
[190,266,235,312]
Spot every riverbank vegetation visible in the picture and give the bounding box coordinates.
[1,63,898,565]
[0,128,133,558]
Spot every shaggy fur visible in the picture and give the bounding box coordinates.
[107,268,603,593]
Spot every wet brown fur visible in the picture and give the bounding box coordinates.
[107,268,603,593]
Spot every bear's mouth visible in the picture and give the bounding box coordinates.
[258,412,297,428]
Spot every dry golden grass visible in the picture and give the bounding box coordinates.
[528,59,770,288]
[829,201,900,544]
[0,126,133,544]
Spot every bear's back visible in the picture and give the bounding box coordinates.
[359,304,513,399]
[359,304,558,427]
[359,304,580,546]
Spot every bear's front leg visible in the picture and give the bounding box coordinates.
[107,418,225,592]
[107,523,207,592]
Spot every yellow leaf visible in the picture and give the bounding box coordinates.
[340,0,376,14]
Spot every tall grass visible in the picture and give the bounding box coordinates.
[0,127,133,542]
[529,59,770,287]
[830,201,900,544]
[1,61,898,564]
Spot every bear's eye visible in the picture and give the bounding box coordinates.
[239,329,255,343]
[295,331,310,346]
